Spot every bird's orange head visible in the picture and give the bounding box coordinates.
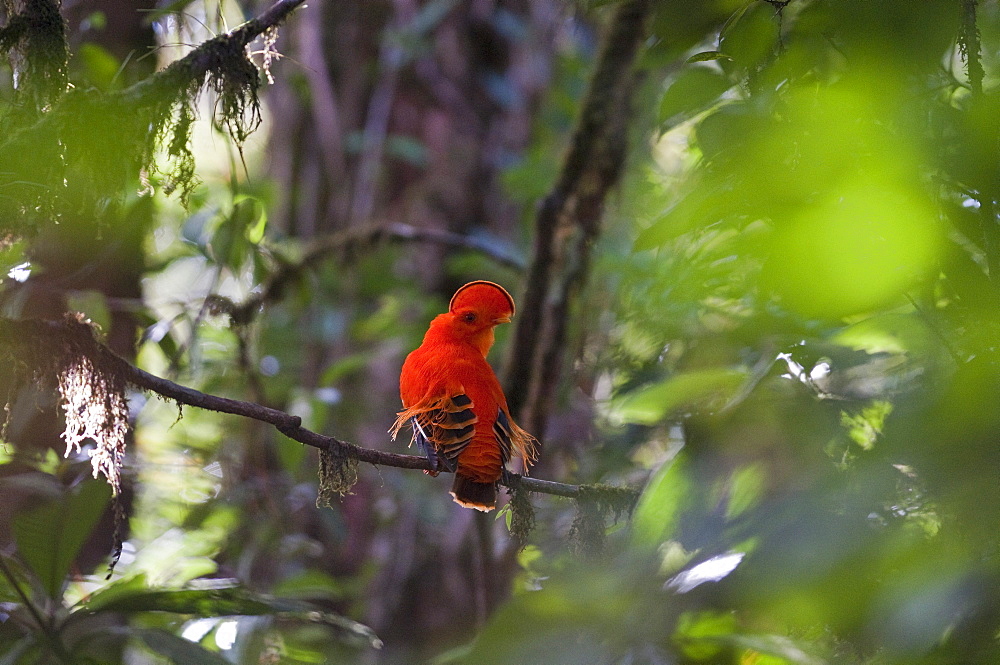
[432,281,515,356]
[448,281,515,328]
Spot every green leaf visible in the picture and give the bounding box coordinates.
[613,368,746,425]
[231,194,268,246]
[702,633,824,665]
[82,584,274,616]
[77,43,120,90]
[674,610,738,660]
[719,1,779,69]
[0,635,38,665]
[134,628,231,665]
[687,50,733,63]
[78,584,381,649]
[630,454,692,549]
[659,66,732,128]
[71,573,150,613]
[13,480,111,599]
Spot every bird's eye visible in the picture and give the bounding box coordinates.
[463,312,477,323]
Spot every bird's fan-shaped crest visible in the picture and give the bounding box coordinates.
[449,281,515,317]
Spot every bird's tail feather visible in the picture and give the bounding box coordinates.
[450,475,496,512]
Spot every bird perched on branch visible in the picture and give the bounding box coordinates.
[391,281,537,511]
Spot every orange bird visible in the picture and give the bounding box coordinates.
[391,281,537,511]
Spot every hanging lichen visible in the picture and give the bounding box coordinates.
[56,314,130,495]
[0,0,69,110]
[959,0,984,96]
[568,483,641,557]
[0,315,131,495]
[503,476,537,549]
[0,0,283,236]
[316,444,359,508]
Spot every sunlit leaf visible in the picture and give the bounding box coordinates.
[718,1,780,70]
[709,633,824,665]
[761,181,942,318]
[631,454,692,549]
[687,50,733,63]
[77,43,120,90]
[614,368,747,424]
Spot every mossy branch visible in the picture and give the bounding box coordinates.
[503,0,651,434]
[0,316,639,505]
[0,0,307,226]
[115,0,305,106]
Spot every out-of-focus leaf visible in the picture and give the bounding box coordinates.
[832,313,935,357]
[71,573,151,613]
[614,368,747,425]
[650,0,749,59]
[77,43,120,90]
[232,194,268,245]
[81,584,275,615]
[320,352,372,385]
[760,182,942,319]
[448,571,630,665]
[386,135,428,167]
[674,610,737,660]
[631,454,692,549]
[134,628,231,665]
[13,480,111,599]
[77,583,381,649]
[0,635,37,665]
[272,570,347,601]
[687,50,733,63]
[725,463,765,520]
[719,1,779,70]
[659,66,732,128]
[706,633,824,665]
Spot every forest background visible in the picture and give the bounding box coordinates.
[2,0,1000,663]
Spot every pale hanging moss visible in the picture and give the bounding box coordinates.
[316,445,359,508]
[0,314,131,494]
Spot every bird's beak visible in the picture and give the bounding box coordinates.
[493,315,512,324]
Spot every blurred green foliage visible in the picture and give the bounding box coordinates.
[463,1,1000,664]
[4,0,1000,664]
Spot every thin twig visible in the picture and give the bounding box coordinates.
[228,222,526,324]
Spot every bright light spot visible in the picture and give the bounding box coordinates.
[145,319,171,343]
[777,352,805,380]
[963,198,981,209]
[7,262,31,282]
[810,361,831,381]
[778,353,830,385]
[315,386,341,404]
[259,355,280,376]
[667,552,745,593]
[181,618,218,643]
[215,620,239,650]
[203,461,224,478]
